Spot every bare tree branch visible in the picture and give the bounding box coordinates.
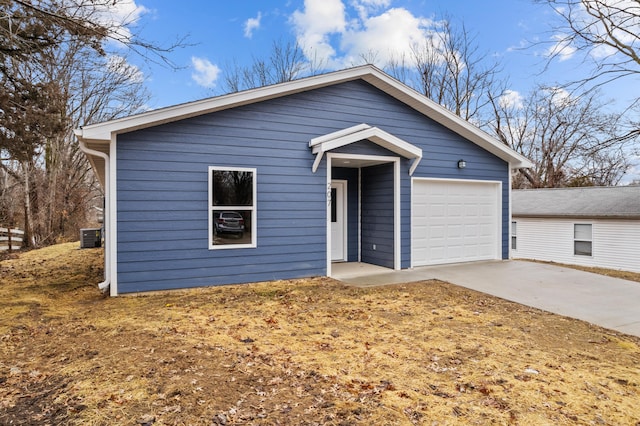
[490,83,633,187]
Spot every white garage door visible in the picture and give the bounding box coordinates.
[412,179,501,266]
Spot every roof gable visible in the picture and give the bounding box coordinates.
[75,65,532,169]
[513,186,640,219]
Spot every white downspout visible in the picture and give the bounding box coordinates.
[78,138,111,293]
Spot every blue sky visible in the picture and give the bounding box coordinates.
[109,0,639,181]
[123,0,637,108]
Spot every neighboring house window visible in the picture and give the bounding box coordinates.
[209,167,256,249]
[574,224,592,256]
[511,221,517,250]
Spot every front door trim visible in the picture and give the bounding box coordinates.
[326,152,401,277]
[331,180,348,262]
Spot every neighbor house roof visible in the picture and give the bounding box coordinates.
[75,65,532,187]
[512,186,640,219]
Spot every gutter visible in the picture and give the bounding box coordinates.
[512,214,640,220]
[77,135,111,293]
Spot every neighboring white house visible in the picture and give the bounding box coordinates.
[511,186,640,273]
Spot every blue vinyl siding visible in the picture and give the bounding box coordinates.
[116,79,509,292]
[361,163,395,268]
[332,141,413,268]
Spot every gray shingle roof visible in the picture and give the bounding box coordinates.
[512,186,640,219]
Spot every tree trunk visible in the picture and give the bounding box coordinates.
[22,161,34,249]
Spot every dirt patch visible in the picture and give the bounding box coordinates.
[1,243,639,425]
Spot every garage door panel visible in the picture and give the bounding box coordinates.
[430,226,445,239]
[448,224,462,238]
[432,205,446,217]
[412,180,500,266]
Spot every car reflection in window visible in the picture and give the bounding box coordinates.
[214,211,245,238]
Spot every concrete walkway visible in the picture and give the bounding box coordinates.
[333,261,640,337]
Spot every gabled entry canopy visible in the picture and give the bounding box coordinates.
[309,124,423,175]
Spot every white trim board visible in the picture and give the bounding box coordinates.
[330,180,348,262]
[326,153,401,277]
[310,124,422,175]
[109,135,118,296]
[410,177,503,268]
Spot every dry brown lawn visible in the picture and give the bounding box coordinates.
[1,243,639,425]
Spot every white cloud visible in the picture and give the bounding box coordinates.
[85,0,149,44]
[586,0,640,59]
[191,57,221,88]
[244,12,262,38]
[546,34,577,61]
[548,0,640,62]
[590,43,620,59]
[351,0,392,20]
[341,8,432,65]
[544,86,572,106]
[106,55,144,83]
[499,90,524,110]
[582,0,640,46]
[291,0,347,62]
[291,1,438,69]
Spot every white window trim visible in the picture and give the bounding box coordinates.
[208,166,257,250]
[511,221,517,251]
[573,223,593,257]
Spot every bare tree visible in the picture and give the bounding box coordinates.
[1,0,183,67]
[0,55,66,246]
[0,0,173,247]
[406,19,506,126]
[539,0,640,142]
[385,52,413,88]
[540,0,640,85]
[220,39,323,93]
[1,0,181,154]
[38,42,149,244]
[490,84,632,187]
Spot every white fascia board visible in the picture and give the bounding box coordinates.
[311,125,423,175]
[367,133,422,159]
[312,131,368,154]
[312,126,422,159]
[77,67,376,143]
[310,123,371,147]
[76,64,532,169]
[360,72,534,169]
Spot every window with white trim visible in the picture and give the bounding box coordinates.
[574,223,592,256]
[511,221,517,250]
[209,167,256,249]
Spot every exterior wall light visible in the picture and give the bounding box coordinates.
[458,159,466,169]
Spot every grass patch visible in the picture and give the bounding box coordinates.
[521,259,640,283]
[1,243,639,425]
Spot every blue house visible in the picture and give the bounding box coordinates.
[76,65,532,296]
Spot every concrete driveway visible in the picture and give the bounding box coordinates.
[333,260,640,337]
